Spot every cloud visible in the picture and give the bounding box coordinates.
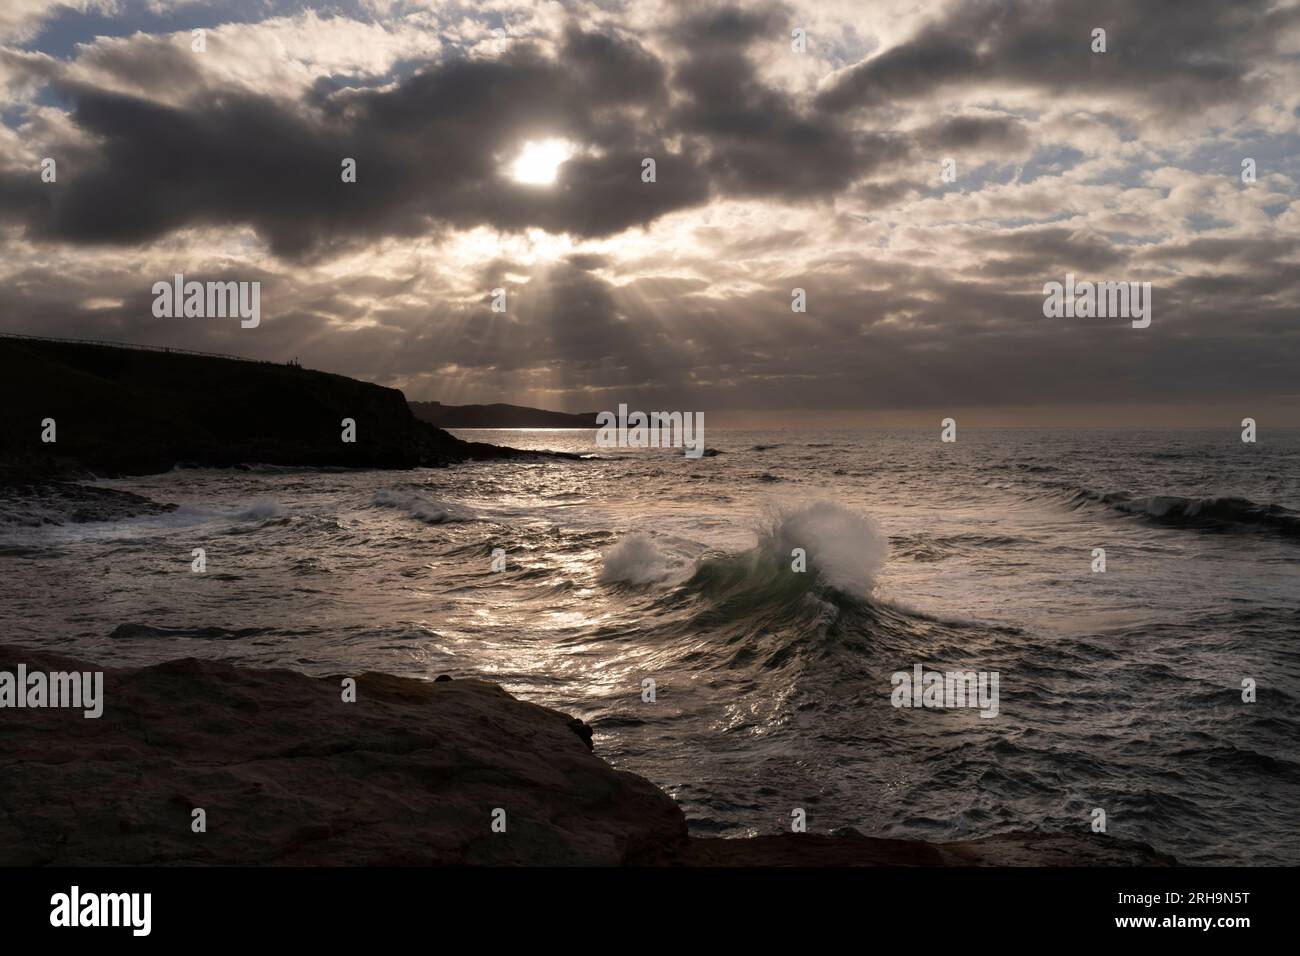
[0,0,1297,420]
[1,26,719,257]
[816,0,1298,126]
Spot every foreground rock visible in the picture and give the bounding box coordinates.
[0,645,682,865]
[0,646,1174,866]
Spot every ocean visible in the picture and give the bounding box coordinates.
[3,427,1298,864]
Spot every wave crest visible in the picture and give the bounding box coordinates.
[371,489,475,524]
[600,533,691,585]
[764,500,888,598]
[686,500,888,607]
[1063,488,1300,539]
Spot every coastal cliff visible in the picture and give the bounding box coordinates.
[0,336,532,479]
[0,644,1176,867]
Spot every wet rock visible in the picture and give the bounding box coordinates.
[567,718,594,751]
[0,481,176,527]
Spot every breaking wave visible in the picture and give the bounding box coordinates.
[601,501,888,601]
[371,488,476,524]
[599,533,690,585]
[1061,487,1300,540]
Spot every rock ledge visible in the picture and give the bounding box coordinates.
[0,645,1175,867]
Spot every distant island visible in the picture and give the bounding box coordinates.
[409,400,599,429]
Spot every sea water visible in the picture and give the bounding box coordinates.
[2,427,1297,864]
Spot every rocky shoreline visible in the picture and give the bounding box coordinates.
[0,481,179,528]
[0,644,1176,866]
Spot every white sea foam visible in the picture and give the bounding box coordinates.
[764,499,888,598]
[234,499,282,521]
[371,488,474,524]
[600,532,687,585]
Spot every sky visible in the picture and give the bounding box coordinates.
[1,0,1298,425]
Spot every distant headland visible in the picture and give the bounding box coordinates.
[410,400,599,429]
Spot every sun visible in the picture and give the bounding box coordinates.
[509,138,573,185]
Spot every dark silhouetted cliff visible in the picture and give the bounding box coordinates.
[0,336,534,477]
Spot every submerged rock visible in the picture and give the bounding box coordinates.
[0,481,177,527]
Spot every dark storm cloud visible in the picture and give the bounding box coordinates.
[817,0,1292,115]
[915,116,1030,154]
[1,0,1296,421]
[340,243,1300,412]
[7,0,1281,258]
[843,178,924,211]
[1136,236,1300,268]
[974,228,1129,273]
[667,3,907,198]
[3,215,1298,417]
[1,8,907,257]
[0,26,711,257]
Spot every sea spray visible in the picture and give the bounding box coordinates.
[234,499,283,521]
[763,500,888,599]
[600,533,688,585]
[600,501,888,598]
